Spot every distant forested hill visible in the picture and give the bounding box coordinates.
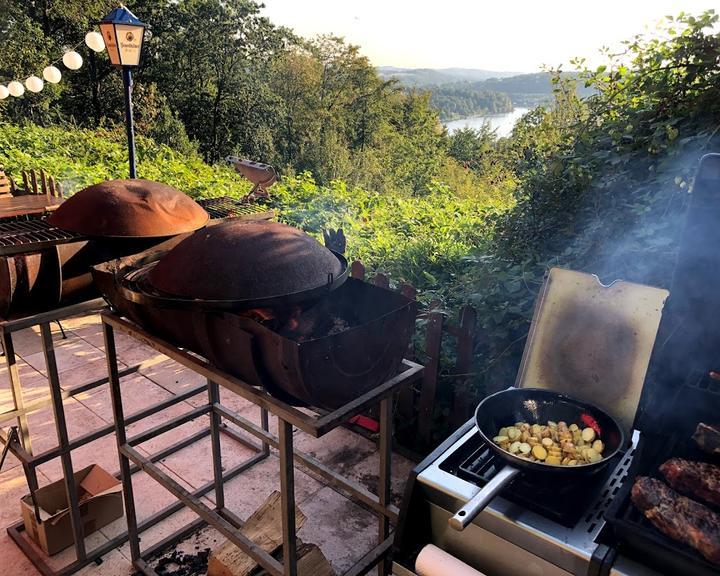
[427,84,513,120]
[477,72,595,106]
[379,67,597,112]
[377,66,518,86]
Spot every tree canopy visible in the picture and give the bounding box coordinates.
[0,0,462,195]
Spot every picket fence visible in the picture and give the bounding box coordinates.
[349,260,478,446]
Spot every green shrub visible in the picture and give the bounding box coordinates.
[0,123,251,198]
[269,172,511,303]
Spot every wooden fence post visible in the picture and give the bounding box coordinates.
[450,306,478,427]
[371,273,389,289]
[351,260,365,280]
[397,282,418,420]
[417,302,444,444]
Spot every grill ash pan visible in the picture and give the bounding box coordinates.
[48,179,209,237]
[146,219,347,306]
[201,278,418,409]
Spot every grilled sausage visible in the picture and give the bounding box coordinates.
[631,477,720,564]
[660,458,720,508]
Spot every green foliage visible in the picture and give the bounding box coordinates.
[447,125,515,195]
[269,173,511,302]
[0,123,251,198]
[479,9,720,397]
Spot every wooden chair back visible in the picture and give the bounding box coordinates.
[0,166,15,198]
[19,169,63,197]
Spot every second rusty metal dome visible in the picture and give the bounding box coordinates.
[145,219,347,306]
[48,179,209,238]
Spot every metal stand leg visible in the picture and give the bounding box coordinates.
[261,408,270,455]
[41,323,87,562]
[2,328,31,452]
[279,420,297,576]
[208,379,225,509]
[103,321,141,562]
[55,321,67,340]
[378,397,393,576]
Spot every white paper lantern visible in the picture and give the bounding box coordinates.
[62,51,83,70]
[43,66,62,84]
[0,85,9,100]
[85,31,106,53]
[25,76,44,93]
[7,81,25,97]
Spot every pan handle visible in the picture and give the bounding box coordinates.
[448,465,520,531]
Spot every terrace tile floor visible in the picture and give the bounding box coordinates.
[0,313,416,575]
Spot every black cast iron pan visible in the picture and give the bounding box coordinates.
[449,387,625,530]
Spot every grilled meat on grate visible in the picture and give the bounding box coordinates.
[660,458,720,507]
[631,477,720,564]
[694,423,720,456]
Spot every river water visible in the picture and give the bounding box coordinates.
[444,107,530,138]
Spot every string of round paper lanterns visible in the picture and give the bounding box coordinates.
[25,76,44,93]
[0,30,107,100]
[43,66,62,84]
[7,81,25,97]
[62,51,83,71]
[85,32,106,53]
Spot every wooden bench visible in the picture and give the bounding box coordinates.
[0,167,16,198]
[19,169,63,197]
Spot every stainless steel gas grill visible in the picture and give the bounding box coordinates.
[394,423,646,576]
[394,154,720,576]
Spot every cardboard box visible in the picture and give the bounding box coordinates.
[21,464,123,556]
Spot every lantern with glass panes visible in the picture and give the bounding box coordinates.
[99,6,148,178]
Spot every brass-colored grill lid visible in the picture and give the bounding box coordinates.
[146,219,346,304]
[48,179,209,238]
[515,267,669,436]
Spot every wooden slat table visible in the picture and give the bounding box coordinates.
[0,195,64,219]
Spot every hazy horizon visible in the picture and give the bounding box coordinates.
[261,0,716,72]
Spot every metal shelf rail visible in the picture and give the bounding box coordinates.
[0,300,269,576]
[101,310,424,576]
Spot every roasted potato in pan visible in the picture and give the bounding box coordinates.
[493,420,606,465]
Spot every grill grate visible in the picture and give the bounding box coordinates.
[197,197,273,220]
[605,433,720,576]
[0,218,81,253]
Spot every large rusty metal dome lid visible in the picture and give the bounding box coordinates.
[146,219,347,305]
[48,179,209,237]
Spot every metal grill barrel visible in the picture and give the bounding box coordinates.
[0,196,272,318]
[0,197,270,257]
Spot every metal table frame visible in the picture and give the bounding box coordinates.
[101,311,424,576]
[0,300,265,576]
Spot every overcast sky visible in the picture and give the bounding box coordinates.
[261,0,717,72]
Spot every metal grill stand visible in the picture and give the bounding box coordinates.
[101,311,423,576]
[0,300,265,576]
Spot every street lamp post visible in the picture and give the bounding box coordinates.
[99,6,147,179]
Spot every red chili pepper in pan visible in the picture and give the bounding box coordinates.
[580,412,602,436]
